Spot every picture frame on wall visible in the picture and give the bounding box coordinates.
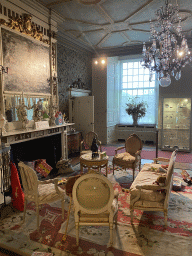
[1,27,50,94]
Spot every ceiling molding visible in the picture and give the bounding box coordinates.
[57,31,95,53]
[77,0,104,5]
[92,43,144,57]
[123,0,154,22]
[45,0,72,8]
[23,0,192,55]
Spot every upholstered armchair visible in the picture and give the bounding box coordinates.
[72,173,119,246]
[18,162,65,230]
[130,150,177,227]
[113,133,143,181]
[80,131,102,155]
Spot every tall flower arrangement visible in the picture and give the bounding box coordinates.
[125,97,148,126]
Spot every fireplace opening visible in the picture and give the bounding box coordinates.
[10,134,62,177]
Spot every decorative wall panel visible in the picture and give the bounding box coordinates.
[2,28,50,94]
[57,43,92,117]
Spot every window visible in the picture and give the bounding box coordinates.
[119,58,158,125]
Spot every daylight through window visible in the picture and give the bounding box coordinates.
[119,59,158,125]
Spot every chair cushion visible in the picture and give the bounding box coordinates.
[130,167,166,203]
[114,152,135,163]
[140,163,167,173]
[79,198,118,223]
[79,212,109,222]
[37,183,64,202]
[134,200,164,208]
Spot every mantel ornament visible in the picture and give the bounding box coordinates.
[16,97,33,129]
[33,99,44,122]
[70,78,86,89]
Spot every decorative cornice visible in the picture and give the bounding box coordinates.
[92,44,144,57]
[0,14,51,44]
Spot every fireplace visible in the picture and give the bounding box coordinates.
[1,124,73,178]
[10,134,62,174]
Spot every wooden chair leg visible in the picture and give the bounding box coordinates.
[114,212,118,228]
[62,195,72,241]
[139,160,141,172]
[109,223,113,246]
[130,208,134,224]
[61,198,65,220]
[164,209,168,227]
[23,199,27,223]
[75,222,79,246]
[36,204,39,231]
[133,167,135,181]
[113,161,115,175]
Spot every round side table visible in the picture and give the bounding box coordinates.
[80,153,109,177]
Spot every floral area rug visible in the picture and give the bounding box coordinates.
[0,168,192,256]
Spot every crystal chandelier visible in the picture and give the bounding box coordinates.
[141,0,192,87]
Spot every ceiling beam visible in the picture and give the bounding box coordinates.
[120,31,131,46]
[96,32,111,47]
[64,28,104,33]
[95,5,114,24]
[123,0,154,22]
[45,0,72,7]
[132,28,150,33]
[64,17,102,25]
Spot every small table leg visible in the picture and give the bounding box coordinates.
[80,163,83,174]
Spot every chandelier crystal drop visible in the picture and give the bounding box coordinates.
[141,0,192,87]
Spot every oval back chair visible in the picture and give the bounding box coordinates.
[18,161,65,230]
[72,173,118,246]
[80,131,101,155]
[113,133,143,181]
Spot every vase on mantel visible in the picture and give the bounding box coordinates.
[132,114,138,126]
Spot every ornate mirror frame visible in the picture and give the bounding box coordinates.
[0,13,58,134]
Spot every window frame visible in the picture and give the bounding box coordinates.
[119,56,159,125]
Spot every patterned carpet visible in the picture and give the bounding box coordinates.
[0,166,192,256]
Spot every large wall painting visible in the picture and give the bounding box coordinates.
[2,28,50,94]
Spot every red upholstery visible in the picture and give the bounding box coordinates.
[10,161,24,211]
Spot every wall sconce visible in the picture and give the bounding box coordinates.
[0,65,8,74]
[94,59,106,65]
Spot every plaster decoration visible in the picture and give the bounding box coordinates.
[0,13,51,44]
[77,0,104,5]
[57,43,92,117]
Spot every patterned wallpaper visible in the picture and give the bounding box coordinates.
[57,43,93,118]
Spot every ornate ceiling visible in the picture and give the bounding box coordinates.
[36,0,192,53]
